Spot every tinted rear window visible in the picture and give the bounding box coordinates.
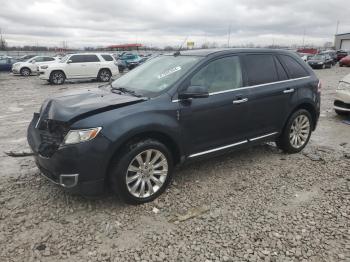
[84,55,100,62]
[278,55,309,78]
[244,54,278,85]
[102,55,113,61]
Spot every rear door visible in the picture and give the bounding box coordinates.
[241,53,292,139]
[83,54,101,77]
[180,55,251,156]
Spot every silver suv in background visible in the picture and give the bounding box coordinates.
[39,53,119,84]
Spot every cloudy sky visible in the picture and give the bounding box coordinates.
[0,0,349,48]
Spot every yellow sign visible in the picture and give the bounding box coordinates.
[187,41,194,49]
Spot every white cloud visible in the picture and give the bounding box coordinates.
[0,0,349,48]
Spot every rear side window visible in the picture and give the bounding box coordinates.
[273,56,288,80]
[70,55,85,63]
[84,55,100,62]
[278,55,309,78]
[244,54,278,85]
[190,56,242,93]
[34,57,45,62]
[101,55,113,61]
[43,57,55,61]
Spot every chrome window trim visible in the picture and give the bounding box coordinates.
[249,132,278,141]
[172,76,310,102]
[188,140,248,158]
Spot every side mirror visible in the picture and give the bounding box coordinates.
[178,85,209,100]
[67,60,72,64]
[31,60,36,63]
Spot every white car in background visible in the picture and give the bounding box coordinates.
[39,53,119,85]
[334,73,350,116]
[11,56,58,76]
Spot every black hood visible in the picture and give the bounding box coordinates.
[40,87,146,124]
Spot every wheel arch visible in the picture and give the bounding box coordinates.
[289,102,318,130]
[20,67,31,74]
[98,67,112,75]
[106,130,182,178]
[50,69,66,78]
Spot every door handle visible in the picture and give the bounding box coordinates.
[283,88,295,94]
[81,64,87,67]
[232,98,248,104]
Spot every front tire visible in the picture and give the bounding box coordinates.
[98,69,111,82]
[276,109,312,154]
[109,139,173,204]
[49,71,65,85]
[20,67,31,76]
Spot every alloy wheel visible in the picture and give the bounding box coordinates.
[52,72,64,84]
[100,70,111,82]
[21,69,30,76]
[126,149,168,199]
[289,115,310,148]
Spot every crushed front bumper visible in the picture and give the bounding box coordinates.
[27,113,111,196]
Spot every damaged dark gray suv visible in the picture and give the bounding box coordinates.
[27,48,320,204]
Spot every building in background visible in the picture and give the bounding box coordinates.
[334,33,350,51]
[107,43,142,51]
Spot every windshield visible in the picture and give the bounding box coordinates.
[312,55,325,60]
[111,55,202,97]
[60,55,69,63]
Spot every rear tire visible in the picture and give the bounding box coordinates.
[276,109,313,154]
[20,67,31,76]
[109,139,173,204]
[49,71,65,85]
[98,69,111,82]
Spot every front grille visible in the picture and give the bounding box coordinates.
[334,100,350,109]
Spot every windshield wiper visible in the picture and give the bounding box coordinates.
[111,87,143,98]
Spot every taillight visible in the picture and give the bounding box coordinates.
[317,80,322,93]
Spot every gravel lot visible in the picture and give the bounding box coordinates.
[0,67,349,262]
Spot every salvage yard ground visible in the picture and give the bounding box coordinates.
[0,68,349,262]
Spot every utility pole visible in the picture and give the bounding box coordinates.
[302,28,306,48]
[335,20,340,35]
[227,23,231,48]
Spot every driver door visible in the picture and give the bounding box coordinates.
[179,56,251,156]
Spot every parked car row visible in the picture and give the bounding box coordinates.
[12,56,59,76]
[113,53,152,72]
[297,50,350,70]
[38,53,119,84]
[4,53,120,85]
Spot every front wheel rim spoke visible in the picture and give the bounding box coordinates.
[150,175,163,186]
[127,173,140,184]
[139,180,145,197]
[130,178,142,194]
[147,180,154,194]
[126,149,168,198]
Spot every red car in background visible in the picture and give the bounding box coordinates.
[336,50,348,61]
[339,55,350,67]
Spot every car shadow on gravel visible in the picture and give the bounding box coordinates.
[41,143,283,207]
